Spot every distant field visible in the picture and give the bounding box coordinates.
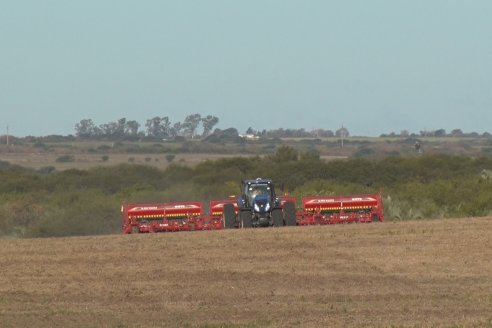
[0,149,345,171]
[0,141,254,171]
[1,218,491,327]
[1,135,491,170]
[0,152,256,171]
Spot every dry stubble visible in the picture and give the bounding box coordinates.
[1,218,492,327]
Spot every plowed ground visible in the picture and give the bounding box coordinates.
[1,218,492,327]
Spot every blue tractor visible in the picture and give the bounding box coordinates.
[223,178,296,228]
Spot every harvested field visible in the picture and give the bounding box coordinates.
[1,218,492,327]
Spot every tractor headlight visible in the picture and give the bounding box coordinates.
[254,203,260,212]
[264,203,271,211]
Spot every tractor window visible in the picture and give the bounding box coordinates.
[246,184,271,205]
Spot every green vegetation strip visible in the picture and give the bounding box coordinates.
[1,151,492,238]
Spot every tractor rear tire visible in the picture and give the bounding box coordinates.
[240,210,252,228]
[223,203,236,229]
[272,208,284,227]
[283,201,297,226]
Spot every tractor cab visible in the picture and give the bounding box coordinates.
[238,179,283,227]
[241,178,279,208]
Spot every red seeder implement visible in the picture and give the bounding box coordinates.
[121,194,383,233]
[121,200,236,234]
[295,194,384,225]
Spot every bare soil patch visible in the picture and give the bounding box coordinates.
[1,218,492,327]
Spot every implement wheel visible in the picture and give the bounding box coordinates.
[283,202,297,226]
[223,203,236,229]
[240,210,252,228]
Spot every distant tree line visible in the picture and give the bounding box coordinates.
[245,127,349,138]
[74,114,219,140]
[381,129,492,138]
[74,114,350,141]
[73,113,492,142]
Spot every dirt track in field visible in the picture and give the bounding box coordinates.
[1,218,492,327]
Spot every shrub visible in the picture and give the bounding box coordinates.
[0,160,11,169]
[38,166,56,174]
[33,142,47,150]
[97,145,111,152]
[55,155,75,163]
[354,147,375,158]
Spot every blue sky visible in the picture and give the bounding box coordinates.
[1,1,491,137]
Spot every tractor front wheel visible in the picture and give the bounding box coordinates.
[272,208,284,227]
[240,210,252,228]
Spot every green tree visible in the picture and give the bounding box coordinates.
[182,114,202,138]
[75,119,97,138]
[201,115,219,137]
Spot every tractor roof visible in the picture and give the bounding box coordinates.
[243,178,273,185]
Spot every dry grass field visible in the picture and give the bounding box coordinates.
[0,152,251,171]
[0,150,344,171]
[1,218,492,327]
[2,135,489,172]
[0,141,260,171]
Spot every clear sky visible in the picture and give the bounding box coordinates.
[1,1,491,137]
